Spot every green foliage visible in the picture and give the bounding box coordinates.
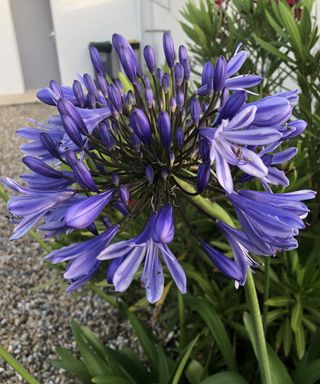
[177,1,320,382]
[51,318,203,384]
[2,1,320,383]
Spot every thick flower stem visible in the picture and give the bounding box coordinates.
[262,257,271,335]
[245,271,272,384]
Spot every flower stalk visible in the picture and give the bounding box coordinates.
[245,271,272,384]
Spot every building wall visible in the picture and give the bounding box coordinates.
[140,0,188,63]
[0,0,24,94]
[50,0,142,85]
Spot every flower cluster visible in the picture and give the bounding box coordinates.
[1,33,315,302]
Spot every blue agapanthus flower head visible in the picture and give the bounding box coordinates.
[1,33,315,302]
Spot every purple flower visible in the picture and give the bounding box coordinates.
[112,34,140,82]
[22,156,63,179]
[248,96,292,127]
[143,45,156,74]
[213,56,227,92]
[45,225,118,292]
[200,106,281,192]
[36,86,77,106]
[175,127,184,148]
[174,63,184,87]
[161,73,171,93]
[281,120,307,139]
[65,190,114,229]
[145,165,154,184]
[130,108,152,146]
[190,98,201,126]
[163,32,175,69]
[228,190,316,255]
[157,111,171,149]
[217,220,258,286]
[65,150,98,192]
[198,48,262,95]
[98,208,186,303]
[89,45,105,75]
[153,204,174,243]
[1,177,74,239]
[202,242,243,284]
[197,163,211,193]
[108,83,123,113]
[2,32,315,300]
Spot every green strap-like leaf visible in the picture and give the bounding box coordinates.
[267,345,293,384]
[126,310,158,376]
[51,347,91,383]
[278,2,304,58]
[92,376,132,384]
[184,295,237,371]
[265,10,287,38]
[294,359,320,384]
[199,371,248,384]
[253,34,292,63]
[169,335,200,384]
[0,344,40,384]
[70,320,111,377]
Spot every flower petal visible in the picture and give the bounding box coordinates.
[160,244,186,294]
[65,190,113,229]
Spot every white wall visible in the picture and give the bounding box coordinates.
[0,0,24,94]
[50,0,142,85]
[140,0,188,66]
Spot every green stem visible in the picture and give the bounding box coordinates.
[0,344,40,384]
[262,258,271,335]
[245,271,272,384]
[178,292,186,349]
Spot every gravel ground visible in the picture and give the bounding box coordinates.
[0,104,138,383]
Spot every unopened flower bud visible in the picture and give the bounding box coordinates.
[143,45,156,74]
[163,32,175,69]
[96,73,108,97]
[108,83,122,113]
[157,111,171,149]
[178,45,188,64]
[170,96,177,112]
[156,68,163,82]
[73,80,85,108]
[213,56,227,92]
[190,97,201,126]
[100,122,116,151]
[175,127,184,149]
[129,108,152,146]
[131,133,141,152]
[83,73,98,97]
[112,173,120,186]
[89,46,105,75]
[112,33,138,83]
[161,73,170,93]
[145,165,154,184]
[119,185,130,204]
[197,163,211,193]
[114,79,124,96]
[176,90,184,109]
[145,87,154,108]
[87,92,96,109]
[174,63,184,87]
